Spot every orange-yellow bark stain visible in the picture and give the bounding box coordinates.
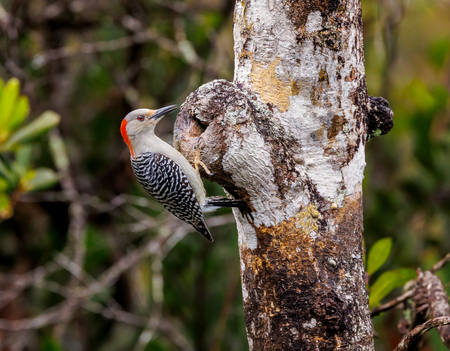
[250,57,300,112]
[294,203,322,235]
[318,67,329,83]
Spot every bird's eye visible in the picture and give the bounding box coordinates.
[137,115,145,122]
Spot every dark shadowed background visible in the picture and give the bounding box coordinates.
[0,0,449,350]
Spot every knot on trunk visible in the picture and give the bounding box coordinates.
[367,96,394,138]
[173,79,278,201]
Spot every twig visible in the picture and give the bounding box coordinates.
[9,330,34,351]
[40,259,146,327]
[158,317,195,351]
[54,253,89,285]
[74,214,234,297]
[32,29,204,70]
[133,311,162,351]
[156,1,190,14]
[393,317,450,351]
[0,262,60,310]
[0,211,234,336]
[430,253,450,273]
[122,204,157,226]
[370,289,415,317]
[0,299,79,331]
[162,214,234,257]
[50,130,87,275]
[371,252,450,318]
[19,192,161,212]
[81,300,147,327]
[133,251,164,351]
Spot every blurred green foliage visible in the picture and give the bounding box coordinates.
[366,237,416,309]
[363,0,450,349]
[0,0,449,350]
[0,77,60,219]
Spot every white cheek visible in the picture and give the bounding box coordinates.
[127,121,141,135]
[128,120,155,139]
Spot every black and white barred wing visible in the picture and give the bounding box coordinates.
[131,152,213,241]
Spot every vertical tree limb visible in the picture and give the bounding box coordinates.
[174,0,376,349]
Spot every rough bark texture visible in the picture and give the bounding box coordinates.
[425,272,450,347]
[406,271,450,348]
[174,0,374,349]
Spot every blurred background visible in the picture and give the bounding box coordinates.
[0,0,449,350]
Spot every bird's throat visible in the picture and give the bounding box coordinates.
[120,119,135,158]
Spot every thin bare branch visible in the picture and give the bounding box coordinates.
[370,289,415,318]
[393,317,450,351]
[0,299,79,331]
[81,300,147,327]
[0,262,60,310]
[32,29,204,70]
[9,331,34,351]
[430,253,450,273]
[133,252,164,351]
[20,192,161,213]
[79,214,234,297]
[158,317,195,351]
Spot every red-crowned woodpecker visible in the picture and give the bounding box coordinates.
[120,105,251,241]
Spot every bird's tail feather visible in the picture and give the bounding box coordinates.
[193,219,213,242]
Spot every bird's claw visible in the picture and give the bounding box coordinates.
[241,206,254,222]
[193,137,214,176]
[235,200,254,222]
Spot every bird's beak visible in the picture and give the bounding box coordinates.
[151,105,178,120]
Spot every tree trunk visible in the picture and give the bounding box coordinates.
[174,0,375,349]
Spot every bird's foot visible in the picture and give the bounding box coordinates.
[239,202,254,222]
[194,137,214,176]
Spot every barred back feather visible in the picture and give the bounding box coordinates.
[131,152,213,241]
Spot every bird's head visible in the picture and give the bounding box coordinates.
[120,105,177,157]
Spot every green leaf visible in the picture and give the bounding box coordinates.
[367,237,392,275]
[21,168,59,192]
[0,157,16,184]
[49,133,69,172]
[11,160,27,179]
[0,192,12,220]
[15,145,33,170]
[1,111,60,151]
[369,268,417,308]
[0,78,20,132]
[7,96,30,132]
[0,178,9,192]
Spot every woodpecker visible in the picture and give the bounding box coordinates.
[120,105,251,241]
